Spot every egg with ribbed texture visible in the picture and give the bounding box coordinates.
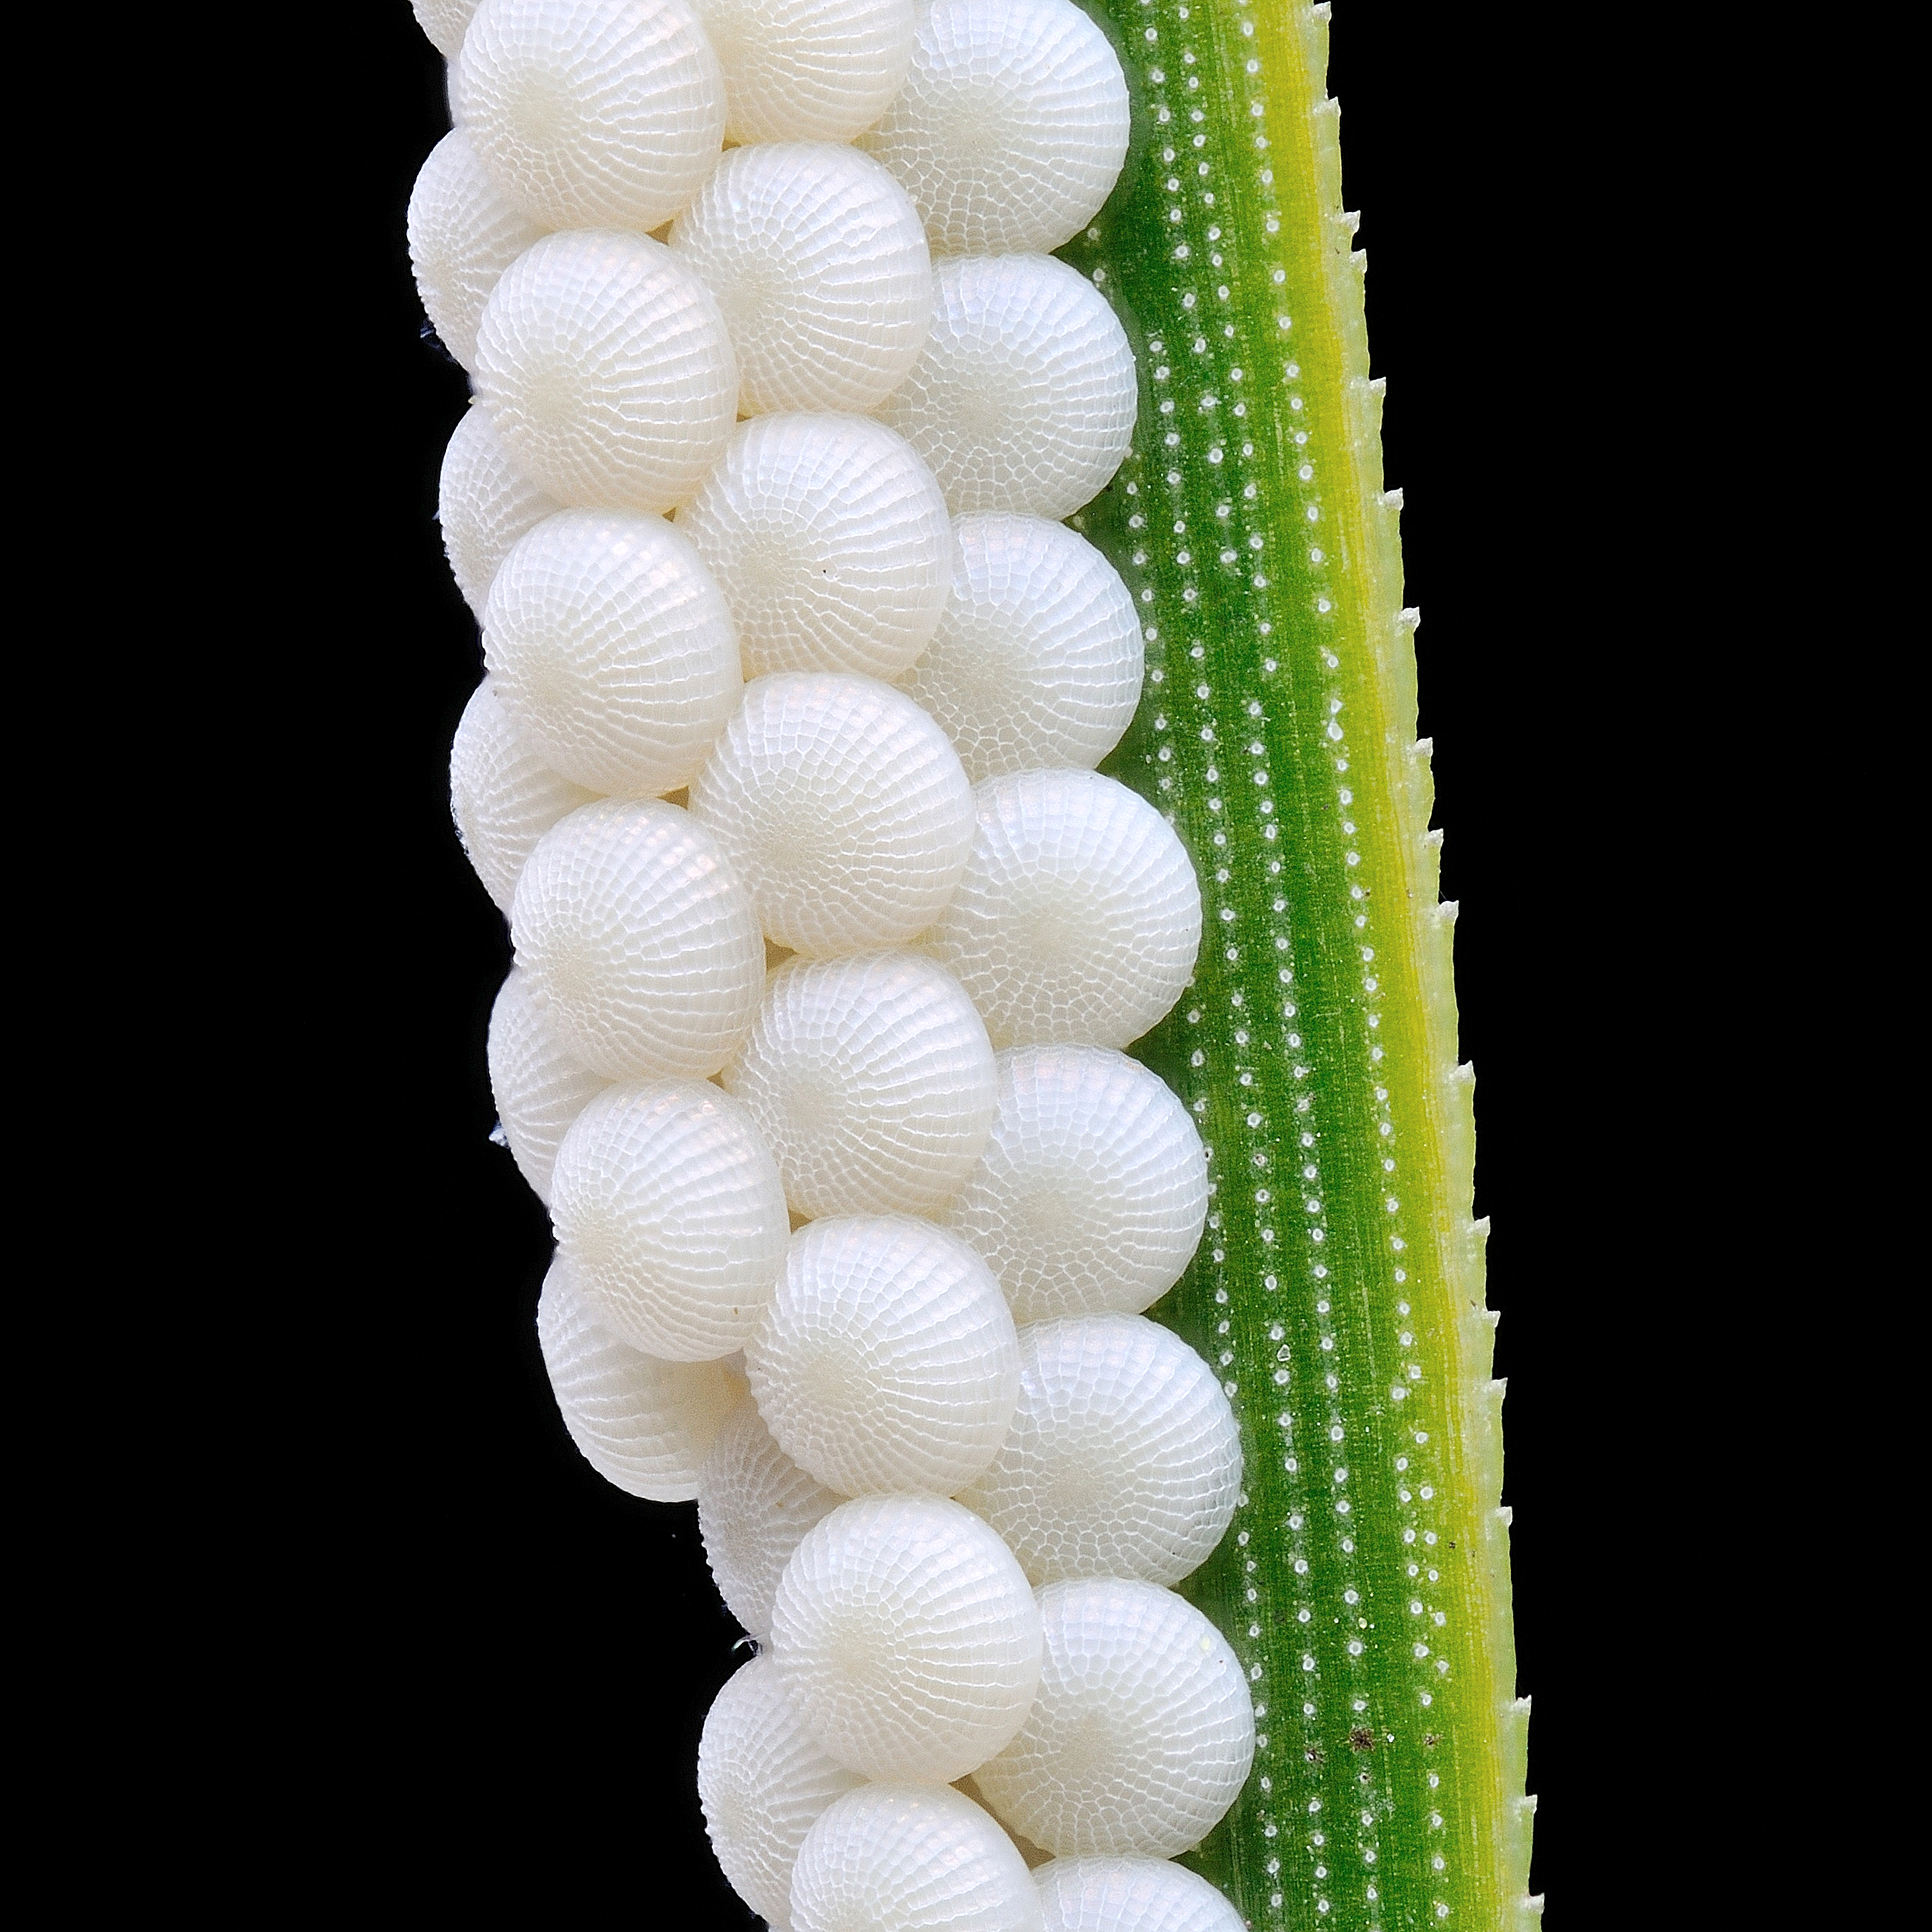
[791,1784,1045,1932]
[772,1494,1041,1783]
[550,1080,789,1359]
[487,964,612,1201]
[859,0,1129,256]
[408,129,549,370]
[747,1216,1020,1496]
[936,1046,1206,1322]
[927,772,1201,1050]
[1032,1859,1244,1932]
[973,1580,1254,1859]
[412,0,479,58]
[875,254,1135,520]
[676,414,952,681]
[699,1400,846,1640]
[536,1254,746,1499]
[689,0,916,144]
[898,515,1141,783]
[721,950,996,1217]
[699,1656,866,1928]
[459,0,723,231]
[439,407,565,620]
[474,228,739,515]
[953,1317,1239,1588]
[511,798,764,1080]
[688,674,974,956]
[450,678,601,913]
[484,508,740,798]
[670,143,931,417]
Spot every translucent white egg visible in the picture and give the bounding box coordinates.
[953,1316,1239,1588]
[550,1080,789,1360]
[791,1783,1045,1932]
[699,1400,845,1640]
[439,406,565,620]
[450,679,600,914]
[474,228,739,516]
[446,56,466,123]
[898,515,1141,782]
[536,1253,746,1499]
[484,508,741,798]
[936,1046,1206,1323]
[974,1580,1254,1859]
[689,0,917,144]
[699,1656,866,1927]
[487,963,612,1201]
[927,772,1201,1050]
[720,950,996,1217]
[860,0,1129,255]
[459,0,724,232]
[875,254,1135,520]
[688,674,974,956]
[512,798,764,1080]
[670,143,931,417]
[746,1216,1020,1496]
[408,128,549,370]
[772,1494,1041,1783]
[412,0,479,58]
[1033,1858,1244,1932]
[676,414,952,681]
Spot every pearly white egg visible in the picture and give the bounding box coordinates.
[439,407,565,621]
[1033,1858,1245,1932]
[690,0,917,145]
[487,963,612,1202]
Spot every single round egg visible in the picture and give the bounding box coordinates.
[687,674,974,956]
[876,253,1135,520]
[676,414,952,682]
[689,0,916,145]
[746,1216,1020,1497]
[973,1579,1254,1859]
[511,798,764,1080]
[1033,1858,1244,1932]
[897,515,1141,782]
[439,406,566,620]
[474,228,739,515]
[487,962,612,1201]
[720,950,996,1217]
[772,1494,1041,1784]
[926,771,1202,1050]
[669,142,931,417]
[936,1046,1206,1323]
[484,508,740,798]
[408,128,549,370]
[412,0,480,58]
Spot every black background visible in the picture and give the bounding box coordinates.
[308,4,1679,1917]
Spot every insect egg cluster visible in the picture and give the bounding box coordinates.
[412,1,1247,1925]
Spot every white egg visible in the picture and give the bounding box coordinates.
[699,1655,867,1927]
[511,798,764,1080]
[446,57,466,123]
[699,1400,846,1640]
[860,0,1129,256]
[690,0,917,145]
[412,0,479,58]
[459,0,723,231]
[550,1080,789,1359]
[953,1316,1240,1588]
[408,129,549,371]
[474,228,739,516]
[898,515,1141,782]
[676,414,953,682]
[484,508,741,798]
[450,679,600,914]
[974,1580,1255,1859]
[876,253,1136,519]
[936,1046,1206,1323]
[746,1216,1020,1496]
[772,1494,1041,1783]
[439,407,565,621]
[1033,1858,1244,1932]
[720,950,996,1217]
[536,1253,746,1500]
[487,963,612,1201]
[688,674,974,956]
[790,1783,1045,1932]
[927,771,1202,1050]
[670,143,931,417]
